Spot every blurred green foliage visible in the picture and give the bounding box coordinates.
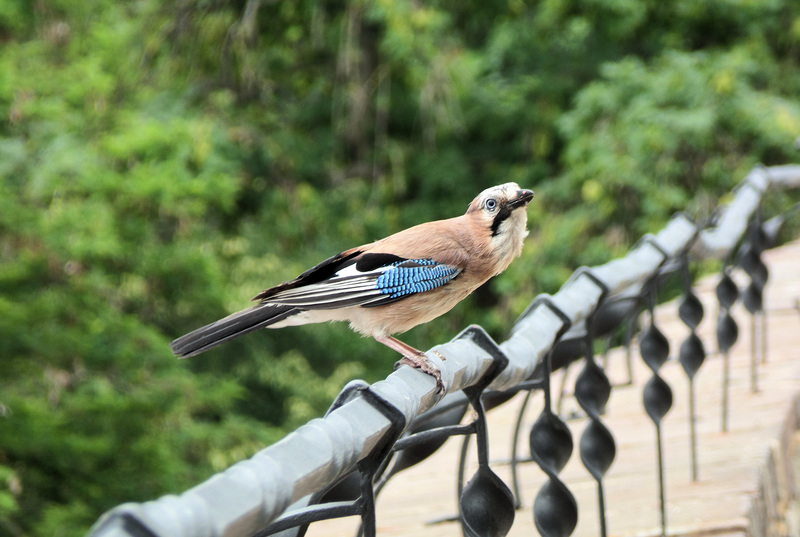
[1,0,799,535]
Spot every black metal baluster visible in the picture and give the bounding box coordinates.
[509,389,533,509]
[508,298,577,537]
[716,266,739,433]
[640,283,672,537]
[508,297,573,511]
[622,302,640,386]
[381,326,515,534]
[530,350,577,537]
[758,202,800,365]
[457,327,516,537]
[556,361,572,417]
[336,385,406,537]
[599,294,641,388]
[523,298,579,537]
[575,315,615,537]
[571,271,615,537]
[740,215,769,393]
[459,394,515,537]
[677,255,705,482]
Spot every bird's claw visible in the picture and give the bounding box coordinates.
[394,353,445,394]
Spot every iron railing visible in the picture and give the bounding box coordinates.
[89,164,800,537]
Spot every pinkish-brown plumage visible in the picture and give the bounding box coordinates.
[171,183,534,391]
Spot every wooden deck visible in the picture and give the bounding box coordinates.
[307,239,800,537]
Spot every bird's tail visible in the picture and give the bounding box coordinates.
[171,303,298,358]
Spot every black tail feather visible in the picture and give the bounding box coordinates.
[170,304,298,358]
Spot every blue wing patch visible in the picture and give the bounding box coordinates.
[374,259,461,300]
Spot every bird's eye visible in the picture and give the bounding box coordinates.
[485,198,498,211]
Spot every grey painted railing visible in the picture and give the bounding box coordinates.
[89,164,800,537]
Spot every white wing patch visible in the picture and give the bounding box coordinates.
[264,264,392,309]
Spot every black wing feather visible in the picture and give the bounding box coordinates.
[171,303,298,358]
[253,250,363,302]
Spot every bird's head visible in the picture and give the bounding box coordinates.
[466,182,534,265]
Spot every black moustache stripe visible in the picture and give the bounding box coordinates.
[491,205,513,236]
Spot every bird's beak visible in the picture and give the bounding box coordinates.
[508,189,535,209]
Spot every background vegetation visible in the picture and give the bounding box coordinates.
[1,0,799,535]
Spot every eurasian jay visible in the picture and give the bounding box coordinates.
[171,183,534,391]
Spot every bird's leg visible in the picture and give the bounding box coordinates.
[375,335,445,393]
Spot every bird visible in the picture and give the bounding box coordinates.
[171,183,534,392]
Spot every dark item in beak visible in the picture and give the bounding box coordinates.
[509,189,534,209]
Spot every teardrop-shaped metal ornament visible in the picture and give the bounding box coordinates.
[678,290,704,329]
[644,375,674,424]
[460,466,516,537]
[679,332,706,379]
[640,324,670,371]
[533,479,578,537]
[717,311,738,354]
[742,281,763,315]
[579,421,616,480]
[530,411,574,474]
[575,362,611,415]
[716,271,739,308]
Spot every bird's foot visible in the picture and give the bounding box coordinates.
[376,335,446,393]
[394,352,445,394]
